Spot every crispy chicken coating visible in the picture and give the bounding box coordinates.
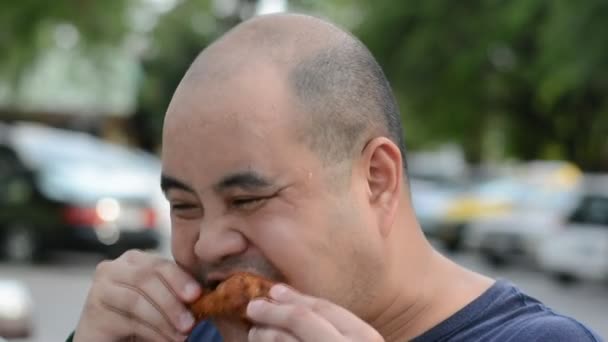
[189,272,275,322]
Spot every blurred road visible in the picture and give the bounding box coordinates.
[2,239,606,341]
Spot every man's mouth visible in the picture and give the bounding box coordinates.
[203,269,269,291]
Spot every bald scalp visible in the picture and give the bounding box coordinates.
[183,13,407,170]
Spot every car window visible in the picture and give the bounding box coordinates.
[569,196,608,226]
[586,197,608,226]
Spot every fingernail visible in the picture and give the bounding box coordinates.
[183,282,199,299]
[247,299,265,316]
[270,284,290,300]
[249,327,257,339]
[179,311,195,331]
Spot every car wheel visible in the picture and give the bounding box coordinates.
[553,272,578,286]
[2,225,42,263]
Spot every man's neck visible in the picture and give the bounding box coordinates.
[370,250,494,342]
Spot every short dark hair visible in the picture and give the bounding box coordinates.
[288,36,407,170]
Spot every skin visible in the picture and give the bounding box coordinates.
[73,14,493,342]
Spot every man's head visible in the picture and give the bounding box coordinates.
[161,13,419,320]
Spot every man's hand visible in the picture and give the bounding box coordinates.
[73,250,201,342]
[246,284,384,342]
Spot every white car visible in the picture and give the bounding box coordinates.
[0,279,33,338]
[462,169,582,266]
[538,179,608,282]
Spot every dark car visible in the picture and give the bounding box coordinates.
[0,123,161,262]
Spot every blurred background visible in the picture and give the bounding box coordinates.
[1,0,607,340]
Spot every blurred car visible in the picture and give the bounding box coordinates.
[0,122,162,262]
[434,161,582,252]
[0,279,33,339]
[410,178,464,237]
[434,177,521,251]
[537,176,608,283]
[464,184,581,266]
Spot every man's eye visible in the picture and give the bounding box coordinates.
[171,203,198,210]
[231,197,268,210]
[170,202,203,220]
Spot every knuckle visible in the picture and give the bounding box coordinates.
[94,260,112,277]
[121,249,143,263]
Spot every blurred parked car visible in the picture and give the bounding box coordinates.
[0,122,162,262]
[410,178,465,237]
[537,176,608,283]
[434,161,581,252]
[434,177,521,251]
[463,183,581,266]
[0,279,33,339]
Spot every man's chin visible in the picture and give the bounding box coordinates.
[213,317,251,342]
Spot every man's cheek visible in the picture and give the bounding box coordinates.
[171,228,198,263]
[254,223,313,279]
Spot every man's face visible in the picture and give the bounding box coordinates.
[161,64,385,315]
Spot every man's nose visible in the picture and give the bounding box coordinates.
[193,217,248,264]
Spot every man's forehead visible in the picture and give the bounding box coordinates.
[165,62,293,127]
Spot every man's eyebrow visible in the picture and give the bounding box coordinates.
[161,174,195,193]
[214,171,274,193]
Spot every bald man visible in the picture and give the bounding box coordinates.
[70,14,601,342]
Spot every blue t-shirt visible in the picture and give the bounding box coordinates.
[411,280,602,341]
[188,320,222,342]
[187,280,603,341]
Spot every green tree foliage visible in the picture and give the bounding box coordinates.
[313,0,608,170]
[131,0,251,150]
[0,0,130,86]
[2,0,607,170]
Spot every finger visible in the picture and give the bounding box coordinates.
[106,251,201,332]
[247,299,343,341]
[101,261,197,333]
[138,270,196,333]
[96,303,185,342]
[248,326,300,342]
[100,280,188,342]
[269,285,368,335]
[118,250,202,302]
[154,259,202,303]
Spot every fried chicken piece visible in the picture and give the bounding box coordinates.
[189,272,275,323]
